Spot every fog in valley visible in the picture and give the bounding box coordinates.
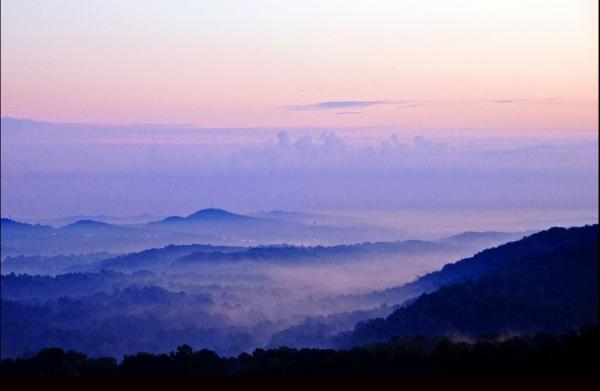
[0,206,577,358]
[1,118,597,359]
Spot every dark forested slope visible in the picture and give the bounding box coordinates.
[358,225,598,307]
[338,225,598,347]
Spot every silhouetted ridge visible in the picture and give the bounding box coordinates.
[186,208,250,220]
[338,224,599,347]
[0,218,54,239]
[152,209,251,224]
[367,224,598,304]
[65,220,112,227]
[158,216,185,223]
[0,325,596,375]
[1,218,49,228]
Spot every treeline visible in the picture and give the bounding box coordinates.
[1,325,597,376]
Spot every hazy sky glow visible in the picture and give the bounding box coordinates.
[1,0,598,129]
[1,117,598,224]
[0,1,598,225]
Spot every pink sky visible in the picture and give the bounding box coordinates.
[1,0,598,129]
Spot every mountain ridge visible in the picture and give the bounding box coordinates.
[335,224,599,347]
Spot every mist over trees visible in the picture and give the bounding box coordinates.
[2,224,597,367]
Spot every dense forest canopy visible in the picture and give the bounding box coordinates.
[1,326,596,376]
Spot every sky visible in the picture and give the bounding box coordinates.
[0,1,598,225]
[1,117,598,223]
[1,0,598,129]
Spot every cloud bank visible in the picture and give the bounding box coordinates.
[1,118,597,221]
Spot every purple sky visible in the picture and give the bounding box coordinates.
[1,1,597,230]
[1,118,597,225]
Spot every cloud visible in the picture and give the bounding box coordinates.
[287,100,426,112]
[538,97,562,104]
[488,98,563,105]
[233,131,450,171]
[285,97,570,111]
[492,99,519,104]
[2,121,596,217]
[287,100,390,111]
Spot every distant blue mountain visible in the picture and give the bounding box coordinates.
[0,217,218,257]
[159,216,186,223]
[187,208,251,221]
[94,232,524,273]
[152,208,273,225]
[1,219,54,252]
[0,209,523,258]
[1,218,52,231]
[24,214,164,227]
[55,220,134,236]
[61,219,114,228]
[98,239,451,272]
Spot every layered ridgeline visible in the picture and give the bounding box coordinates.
[1,230,525,358]
[0,209,399,257]
[332,225,598,348]
[1,225,596,360]
[1,230,523,275]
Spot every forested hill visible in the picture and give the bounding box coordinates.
[337,225,598,347]
[360,224,598,307]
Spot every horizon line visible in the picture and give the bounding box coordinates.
[1,116,598,133]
